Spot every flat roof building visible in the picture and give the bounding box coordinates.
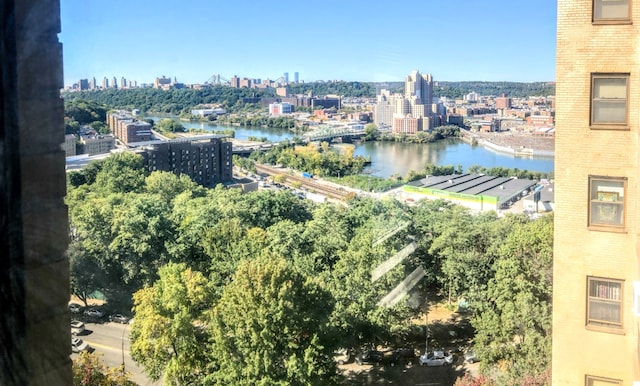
[404,173,537,212]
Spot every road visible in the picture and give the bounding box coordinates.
[72,321,160,386]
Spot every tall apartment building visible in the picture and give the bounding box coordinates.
[138,138,233,187]
[374,70,439,132]
[554,0,640,384]
[107,111,152,144]
[102,76,109,89]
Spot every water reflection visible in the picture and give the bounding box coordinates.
[144,116,554,178]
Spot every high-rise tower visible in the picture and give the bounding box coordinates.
[404,70,433,105]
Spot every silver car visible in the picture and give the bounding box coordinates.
[419,350,453,366]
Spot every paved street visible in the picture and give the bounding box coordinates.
[72,321,160,386]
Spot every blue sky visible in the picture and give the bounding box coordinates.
[60,0,557,86]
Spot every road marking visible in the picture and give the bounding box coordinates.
[84,340,130,355]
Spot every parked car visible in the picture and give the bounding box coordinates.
[333,348,352,365]
[387,348,416,366]
[71,338,92,353]
[68,303,82,314]
[109,313,130,324]
[355,350,384,365]
[70,320,85,335]
[419,350,454,366]
[84,308,104,318]
[464,349,479,364]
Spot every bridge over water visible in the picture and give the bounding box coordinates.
[303,125,366,142]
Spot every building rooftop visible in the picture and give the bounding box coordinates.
[125,134,228,148]
[409,173,538,206]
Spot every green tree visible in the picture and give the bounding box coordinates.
[68,240,107,307]
[472,215,553,384]
[130,263,214,384]
[145,171,205,203]
[207,256,338,386]
[72,351,136,386]
[93,152,146,194]
[108,193,175,291]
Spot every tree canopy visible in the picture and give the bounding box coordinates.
[67,153,554,385]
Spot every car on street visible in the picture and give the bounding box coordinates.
[70,320,85,335]
[334,348,352,365]
[68,303,82,313]
[419,350,454,366]
[84,308,105,318]
[387,348,416,366]
[71,338,92,353]
[355,350,384,365]
[464,349,479,364]
[109,313,130,324]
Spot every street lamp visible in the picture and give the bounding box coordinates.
[121,322,128,375]
[424,298,429,354]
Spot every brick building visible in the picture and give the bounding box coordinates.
[138,137,233,187]
[107,111,153,144]
[78,134,115,155]
[554,0,640,384]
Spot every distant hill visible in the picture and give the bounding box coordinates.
[433,81,555,99]
[289,80,555,99]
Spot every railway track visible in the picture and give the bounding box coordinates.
[255,164,351,200]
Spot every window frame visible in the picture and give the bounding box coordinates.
[586,276,624,332]
[590,73,630,129]
[585,374,623,385]
[592,0,631,24]
[588,176,627,231]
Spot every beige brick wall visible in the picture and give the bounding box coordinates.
[554,0,640,384]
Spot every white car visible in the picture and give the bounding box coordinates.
[70,320,85,335]
[419,350,453,366]
[71,338,91,353]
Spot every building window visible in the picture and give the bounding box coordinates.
[593,0,630,22]
[585,374,622,385]
[591,74,629,127]
[587,277,623,329]
[589,176,626,228]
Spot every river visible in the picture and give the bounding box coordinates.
[144,116,554,178]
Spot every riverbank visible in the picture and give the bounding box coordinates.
[460,129,554,157]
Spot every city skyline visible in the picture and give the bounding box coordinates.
[60,0,557,87]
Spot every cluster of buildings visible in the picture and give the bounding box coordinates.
[66,111,233,188]
[67,76,143,91]
[66,75,188,91]
[225,71,299,89]
[373,70,446,134]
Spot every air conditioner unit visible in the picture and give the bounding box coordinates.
[633,281,640,317]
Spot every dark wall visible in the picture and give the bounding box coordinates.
[1,0,71,384]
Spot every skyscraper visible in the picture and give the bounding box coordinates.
[284,72,289,84]
[102,76,109,89]
[294,72,299,83]
[404,70,433,105]
[374,70,438,133]
[554,0,639,384]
